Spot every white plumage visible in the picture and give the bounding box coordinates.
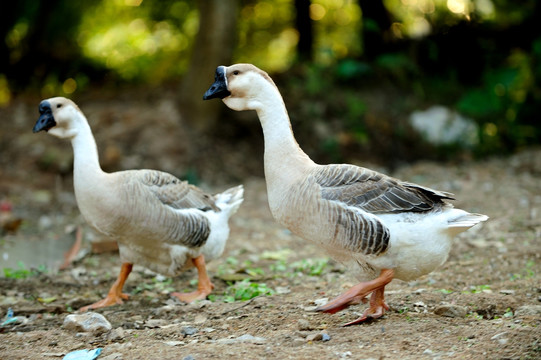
[204,64,488,325]
[33,97,243,310]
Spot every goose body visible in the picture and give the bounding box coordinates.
[33,97,243,310]
[204,64,488,325]
[272,164,478,282]
[73,168,240,277]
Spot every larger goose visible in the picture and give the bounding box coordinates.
[203,64,488,326]
[33,97,243,311]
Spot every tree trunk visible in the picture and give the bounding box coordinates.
[358,0,393,60]
[294,0,313,62]
[179,0,239,131]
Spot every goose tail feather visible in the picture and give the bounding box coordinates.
[215,185,244,216]
[447,213,488,236]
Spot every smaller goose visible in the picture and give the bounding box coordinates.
[204,64,488,326]
[33,97,244,311]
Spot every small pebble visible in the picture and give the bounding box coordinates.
[153,305,177,316]
[144,319,167,328]
[290,337,306,347]
[181,326,198,336]
[63,312,111,335]
[194,314,207,324]
[164,341,185,347]
[108,327,126,342]
[490,332,507,340]
[313,298,328,307]
[297,319,313,331]
[186,300,212,310]
[433,304,467,318]
[216,334,266,344]
[306,333,323,342]
[100,353,123,360]
[235,334,266,344]
[321,332,331,341]
[275,286,291,294]
[515,305,541,316]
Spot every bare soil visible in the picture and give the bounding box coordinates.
[0,95,540,359]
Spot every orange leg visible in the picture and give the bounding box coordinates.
[79,262,133,312]
[342,287,391,326]
[316,268,394,326]
[59,226,82,270]
[171,255,214,303]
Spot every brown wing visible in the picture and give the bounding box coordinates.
[313,164,453,214]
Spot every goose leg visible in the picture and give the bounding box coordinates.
[59,226,82,270]
[171,255,214,303]
[342,287,390,326]
[80,262,133,311]
[316,268,394,323]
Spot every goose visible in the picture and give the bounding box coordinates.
[203,64,488,326]
[32,97,244,311]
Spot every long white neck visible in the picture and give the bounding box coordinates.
[70,116,106,186]
[254,84,315,195]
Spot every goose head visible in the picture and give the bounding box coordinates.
[203,64,278,112]
[33,97,83,139]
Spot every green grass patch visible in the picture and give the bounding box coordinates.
[3,261,46,279]
[290,258,329,276]
[222,279,275,302]
[510,259,536,281]
[465,284,491,294]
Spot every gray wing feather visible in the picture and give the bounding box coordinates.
[139,170,219,211]
[328,204,390,255]
[121,170,213,248]
[161,209,211,248]
[307,164,453,257]
[315,165,453,214]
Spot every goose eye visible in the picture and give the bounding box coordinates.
[57,104,62,109]
[233,70,240,75]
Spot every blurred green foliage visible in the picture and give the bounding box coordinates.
[78,0,198,82]
[457,49,540,154]
[75,0,362,77]
[1,0,540,158]
[235,0,298,70]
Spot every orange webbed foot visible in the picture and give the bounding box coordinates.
[79,262,133,312]
[316,282,370,314]
[79,292,130,312]
[171,286,213,303]
[172,255,214,303]
[316,269,394,325]
[342,299,390,326]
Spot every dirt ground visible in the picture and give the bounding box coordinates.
[0,96,540,359]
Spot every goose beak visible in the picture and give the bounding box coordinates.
[203,66,231,100]
[33,100,56,133]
